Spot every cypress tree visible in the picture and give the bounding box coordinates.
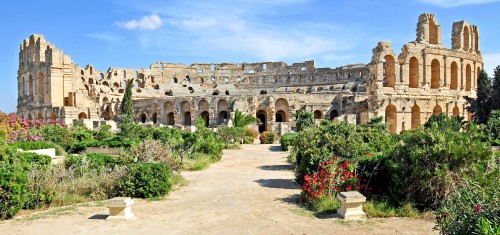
[491,66,500,110]
[120,78,134,118]
[465,69,492,124]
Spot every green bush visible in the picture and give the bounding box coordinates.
[243,136,253,144]
[117,163,171,198]
[435,180,500,234]
[385,124,492,209]
[9,141,63,156]
[280,133,298,151]
[18,152,52,166]
[38,124,72,145]
[66,153,116,172]
[217,126,244,148]
[244,128,259,139]
[260,131,277,144]
[0,162,28,220]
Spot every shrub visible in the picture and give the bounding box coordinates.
[9,141,63,156]
[243,136,253,144]
[244,128,259,139]
[18,152,52,167]
[66,153,116,170]
[117,163,171,198]
[295,110,314,131]
[0,162,28,220]
[260,131,277,144]
[280,133,297,151]
[192,119,224,160]
[37,123,72,145]
[435,180,500,235]
[218,126,244,148]
[126,140,181,172]
[93,124,115,141]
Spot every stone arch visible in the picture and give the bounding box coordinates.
[330,110,339,121]
[431,59,440,89]
[450,61,458,90]
[29,75,34,99]
[140,113,147,123]
[411,104,420,129]
[172,77,178,84]
[314,110,322,119]
[260,90,267,95]
[88,78,94,84]
[453,105,460,117]
[433,105,442,114]
[275,98,289,122]
[198,99,209,113]
[383,55,395,88]
[28,114,33,121]
[49,112,56,121]
[463,26,470,51]
[37,113,43,120]
[409,57,419,88]
[217,99,229,124]
[181,100,191,125]
[200,111,209,127]
[466,64,472,91]
[99,73,104,80]
[167,112,175,125]
[102,81,109,86]
[78,112,88,119]
[152,112,158,124]
[38,73,45,100]
[256,110,267,133]
[385,104,397,134]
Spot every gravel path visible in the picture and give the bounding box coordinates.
[0,144,436,235]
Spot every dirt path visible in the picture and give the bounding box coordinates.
[0,144,436,235]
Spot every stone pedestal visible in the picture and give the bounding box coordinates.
[336,191,366,220]
[106,197,134,220]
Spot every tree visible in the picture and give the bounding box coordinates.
[492,66,500,110]
[465,69,492,124]
[231,109,257,128]
[217,126,244,148]
[120,78,134,119]
[295,110,314,131]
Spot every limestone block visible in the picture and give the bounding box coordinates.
[107,197,134,220]
[336,191,366,220]
[24,148,56,157]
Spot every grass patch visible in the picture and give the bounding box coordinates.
[289,207,315,219]
[182,155,214,171]
[226,144,241,150]
[363,200,432,219]
[310,196,340,215]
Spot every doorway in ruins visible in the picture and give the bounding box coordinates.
[167,113,175,125]
[218,111,228,124]
[184,112,192,126]
[201,111,210,127]
[256,110,267,133]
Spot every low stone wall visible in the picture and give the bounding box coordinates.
[25,148,56,157]
[86,146,120,155]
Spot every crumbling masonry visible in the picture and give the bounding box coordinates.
[17,13,482,134]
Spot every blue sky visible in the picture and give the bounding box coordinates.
[1,0,499,113]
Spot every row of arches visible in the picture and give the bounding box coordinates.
[385,103,466,133]
[383,54,478,91]
[20,72,46,102]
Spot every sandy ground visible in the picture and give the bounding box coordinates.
[0,144,436,235]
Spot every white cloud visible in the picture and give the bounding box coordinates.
[483,53,500,75]
[419,0,500,7]
[116,14,163,30]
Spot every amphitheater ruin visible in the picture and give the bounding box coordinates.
[16,13,482,134]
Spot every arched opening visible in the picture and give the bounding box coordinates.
[314,110,322,119]
[37,113,43,120]
[122,70,126,79]
[140,113,147,123]
[453,106,460,117]
[450,61,458,90]
[152,112,158,124]
[167,112,175,125]
[78,112,88,120]
[89,78,94,84]
[218,111,228,124]
[411,105,420,129]
[385,104,397,134]
[465,64,472,91]
[431,59,440,89]
[50,112,57,121]
[99,73,104,80]
[184,112,191,126]
[383,55,395,88]
[275,110,286,122]
[409,57,419,88]
[212,91,219,96]
[28,114,33,121]
[200,111,209,127]
[474,28,479,52]
[256,111,267,133]
[433,105,442,114]
[102,81,109,86]
[172,77,178,84]
[330,110,339,122]
[275,98,289,122]
[38,73,45,101]
[29,75,34,99]
[429,19,438,45]
[463,26,470,51]
[225,90,229,95]
[217,99,229,124]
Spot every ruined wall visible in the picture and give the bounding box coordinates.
[17,13,482,134]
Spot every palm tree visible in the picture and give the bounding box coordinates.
[295,110,314,131]
[231,109,257,127]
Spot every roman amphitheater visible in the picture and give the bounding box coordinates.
[16,13,482,134]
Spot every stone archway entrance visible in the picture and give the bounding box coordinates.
[256,111,267,133]
[201,111,210,127]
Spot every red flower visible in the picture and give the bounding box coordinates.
[475,204,481,212]
[365,153,373,157]
[346,185,352,191]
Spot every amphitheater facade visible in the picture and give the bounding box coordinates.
[17,13,482,134]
